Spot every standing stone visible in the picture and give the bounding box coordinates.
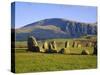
[85,43,88,47]
[65,41,70,48]
[40,41,48,53]
[78,43,81,48]
[72,41,78,48]
[59,41,70,54]
[48,42,53,53]
[93,42,97,55]
[32,37,38,46]
[48,41,57,53]
[27,36,40,52]
[81,49,89,55]
[88,42,92,47]
[59,48,70,54]
[52,41,57,50]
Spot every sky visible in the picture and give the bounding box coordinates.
[12,2,97,28]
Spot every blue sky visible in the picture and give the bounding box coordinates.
[13,2,97,28]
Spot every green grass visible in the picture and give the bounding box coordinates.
[14,38,97,73]
[15,52,97,73]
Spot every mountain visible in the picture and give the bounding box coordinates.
[15,18,97,41]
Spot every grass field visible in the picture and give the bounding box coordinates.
[14,38,97,73]
[15,52,97,73]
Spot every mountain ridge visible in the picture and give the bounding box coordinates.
[20,18,96,29]
[15,18,97,41]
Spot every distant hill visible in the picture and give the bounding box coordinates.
[15,18,97,41]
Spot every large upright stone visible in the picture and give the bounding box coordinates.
[81,49,89,55]
[88,42,92,47]
[77,43,81,48]
[93,42,97,55]
[85,43,89,47]
[40,41,48,53]
[52,41,57,50]
[59,41,70,54]
[48,41,57,53]
[65,41,70,48]
[27,36,40,52]
[72,41,77,48]
[59,48,70,54]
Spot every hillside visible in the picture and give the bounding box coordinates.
[15,18,97,41]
